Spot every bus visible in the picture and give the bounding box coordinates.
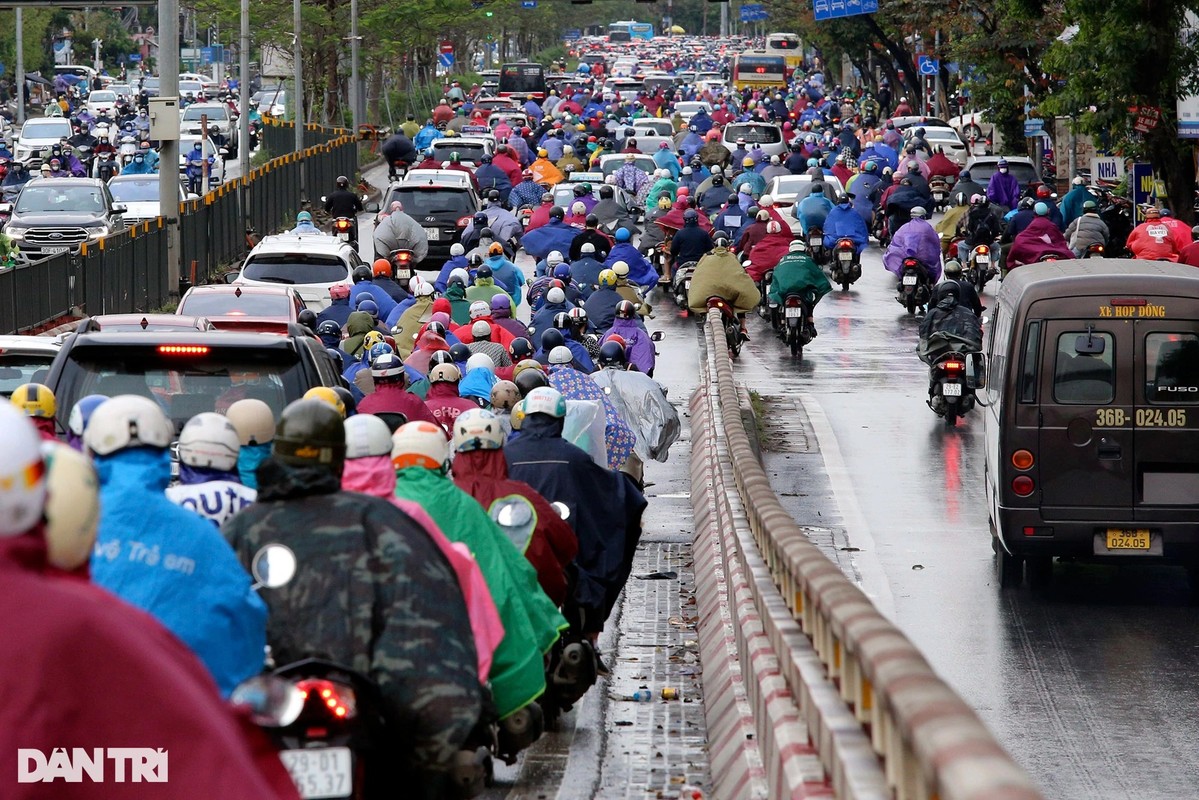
[607,21,654,42]
[764,32,803,75]
[498,62,546,100]
[730,54,787,92]
[981,260,1199,590]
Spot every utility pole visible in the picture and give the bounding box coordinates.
[239,0,250,183]
[93,38,103,75]
[15,8,24,126]
[293,0,304,199]
[350,0,361,133]
[720,1,728,37]
[160,0,182,295]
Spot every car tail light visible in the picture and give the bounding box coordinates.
[158,345,209,355]
[456,216,471,228]
[1012,475,1035,497]
[1011,450,1034,470]
[297,679,357,720]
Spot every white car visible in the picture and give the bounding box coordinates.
[230,233,364,310]
[179,72,219,95]
[0,335,62,397]
[14,118,73,169]
[632,119,674,138]
[85,90,119,118]
[401,169,473,190]
[907,126,969,166]
[107,174,195,223]
[674,101,712,124]
[179,102,237,155]
[721,122,786,158]
[946,111,998,152]
[768,173,845,235]
[430,137,493,169]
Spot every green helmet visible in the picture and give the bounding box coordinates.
[272,398,346,474]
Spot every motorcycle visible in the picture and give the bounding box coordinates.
[706,295,744,357]
[755,268,773,319]
[929,177,951,212]
[964,244,996,293]
[807,225,826,265]
[389,249,414,283]
[387,160,408,183]
[118,135,138,167]
[93,152,119,182]
[927,350,979,426]
[872,213,890,247]
[830,238,861,291]
[331,216,356,245]
[897,258,931,315]
[779,290,816,358]
[672,260,697,311]
[1083,242,1106,258]
[185,157,207,196]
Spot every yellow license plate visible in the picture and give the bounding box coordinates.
[1106,529,1151,550]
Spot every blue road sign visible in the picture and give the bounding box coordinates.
[564,29,582,40]
[917,55,939,76]
[200,45,224,65]
[740,3,762,21]
[128,53,142,62]
[1131,162,1155,222]
[812,0,878,21]
[1023,118,1044,137]
[438,52,454,68]
[520,0,536,7]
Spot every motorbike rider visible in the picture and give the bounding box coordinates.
[323,175,363,243]
[671,208,715,273]
[1064,199,1110,257]
[769,239,833,334]
[952,170,986,205]
[570,214,614,262]
[1033,183,1065,230]
[604,227,658,294]
[165,413,257,525]
[822,192,869,255]
[225,398,276,490]
[608,300,656,374]
[917,278,985,367]
[184,140,213,194]
[884,205,943,285]
[1006,202,1075,268]
[357,353,440,425]
[1125,206,1181,262]
[939,259,983,316]
[222,400,482,795]
[1059,176,1095,227]
[986,158,1021,211]
[86,396,266,696]
[374,200,430,263]
[958,193,1006,263]
[687,231,762,323]
[10,382,58,440]
[381,131,419,174]
[0,406,301,799]
[797,183,834,236]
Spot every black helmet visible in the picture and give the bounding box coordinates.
[425,320,448,337]
[473,212,488,226]
[468,253,484,267]
[509,337,534,360]
[487,189,501,202]
[540,328,565,351]
[480,153,493,164]
[585,213,599,227]
[480,226,494,240]
[711,174,724,186]
[297,308,318,329]
[549,206,565,220]
[713,232,730,248]
[552,311,572,330]
[352,265,373,283]
[331,386,357,417]
[598,339,627,368]
[683,209,699,225]
[429,350,455,368]
[336,175,349,188]
[514,367,549,395]
[449,343,471,362]
[317,319,341,337]
[615,300,637,319]
[476,264,493,280]
[573,184,588,198]
[273,399,346,474]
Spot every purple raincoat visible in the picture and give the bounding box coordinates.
[883,218,943,282]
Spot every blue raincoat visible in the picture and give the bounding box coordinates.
[522,219,580,262]
[604,243,658,292]
[238,443,271,489]
[91,448,266,696]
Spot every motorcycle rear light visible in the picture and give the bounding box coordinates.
[158,345,209,355]
[334,220,351,230]
[394,252,411,262]
[1012,475,1035,497]
[1011,450,1034,470]
[297,679,358,720]
[903,259,918,268]
[977,246,989,255]
[837,240,853,249]
[943,360,965,372]
[784,296,802,307]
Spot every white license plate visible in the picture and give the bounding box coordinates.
[336,232,349,241]
[838,251,852,261]
[942,382,962,397]
[395,268,411,280]
[976,255,990,265]
[684,279,691,291]
[784,306,803,318]
[43,246,70,254]
[280,747,353,799]
[902,274,917,285]
[424,227,440,241]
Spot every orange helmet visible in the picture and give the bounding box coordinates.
[372,258,392,278]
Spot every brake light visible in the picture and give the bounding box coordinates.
[1012,475,1035,497]
[333,219,351,231]
[1111,298,1147,307]
[943,360,965,372]
[297,679,357,720]
[456,216,471,228]
[903,258,918,268]
[784,296,802,307]
[158,345,209,355]
[394,252,411,262]
[976,245,989,255]
[837,239,853,250]
[1011,449,1034,470]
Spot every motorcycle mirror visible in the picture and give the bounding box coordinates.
[966,352,987,390]
[551,501,571,521]
[251,543,297,589]
[230,675,305,728]
[365,201,380,213]
[650,330,664,341]
[320,195,328,203]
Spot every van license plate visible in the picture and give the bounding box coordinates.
[1106,529,1151,551]
[902,275,917,285]
[942,382,962,397]
[424,227,440,241]
[280,747,352,798]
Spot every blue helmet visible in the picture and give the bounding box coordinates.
[368,341,394,361]
[615,227,632,242]
[357,298,379,318]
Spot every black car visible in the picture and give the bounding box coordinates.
[382,176,481,268]
[45,326,343,435]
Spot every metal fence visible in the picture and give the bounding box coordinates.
[0,121,357,333]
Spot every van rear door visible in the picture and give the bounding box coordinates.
[1136,316,1199,518]
[1038,319,1135,517]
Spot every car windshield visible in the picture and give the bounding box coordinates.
[385,188,474,216]
[242,254,349,285]
[726,124,781,144]
[252,89,286,104]
[0,352,55,396]
[89,92,117,104]
[22,120,72,141]
[15,185,105,214]
[601,158,654,177]
[180,82,202,93]
[182,106,228,122]
[970,160,1039,185]
[55,344,306,432]
[109,85,132,96]
[179,292,292,317]
[433,142,486,162]
[108,178,162,203]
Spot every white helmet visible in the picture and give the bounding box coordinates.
[416,281,435,297]
[391,421,451,471]
[546,287,566,304]
[759,193,775,207]
[344,414,394,459]
[548,345,574,365]
[911,206,928,219]
[522,386,567,418]
[472,320,493,340]
[0,406,47,537]
[42,442,99,570]
[177,412,241,472]
[84,395,174,457]
[450,242,465,256]
[466,352,495,373]
[547,250,565,266]
[225,399,276,446]
[429,363,462,384]
[611,260,630,277]
[469,301,491,320]
[452,408,505,453]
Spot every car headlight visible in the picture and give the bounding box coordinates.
[84,225,110,237]
[5,226,27,239]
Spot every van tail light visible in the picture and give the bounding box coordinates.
[1012,475,1035,497]
[1011,449,1034,470]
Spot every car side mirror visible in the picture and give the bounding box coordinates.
[112,203,127,214]
[187,192,200,201]
[967,352,987,389]
[365,201,380,213]
[222,271,240,284]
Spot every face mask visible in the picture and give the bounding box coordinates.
[999,168,1008,174]
[134,156,143,163]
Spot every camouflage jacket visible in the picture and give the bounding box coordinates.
[223,459,481,779]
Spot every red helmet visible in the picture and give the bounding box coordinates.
[372,258,391,277]
[1035,184,1052,198]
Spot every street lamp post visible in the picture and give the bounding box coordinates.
[293,0,304,199]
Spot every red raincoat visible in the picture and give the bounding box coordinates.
[425,381,481,431]
[656,200,714,233]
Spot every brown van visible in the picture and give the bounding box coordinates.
[982,260,1199,588]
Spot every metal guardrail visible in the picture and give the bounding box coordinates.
[0,121,358,333]
[697,310,1045,800]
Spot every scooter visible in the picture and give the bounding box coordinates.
[755,268,773,319]
[927,350,979,426]
[965,244,996,292]
[672,260,698,311]
[389,249,414,283]
[929,177,951,212]
[331,216,356,245]
[1083,243,1105,258]
[779,290,816,358]
[829,238,861,291]
[706,295,744,358]
[807,225,826,265]
[387,160,408,183]
[118,134,139,167]
[898,258,931,315]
